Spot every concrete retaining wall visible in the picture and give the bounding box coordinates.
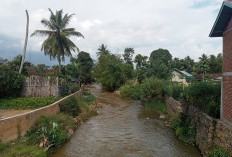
[0,90,82,142]
[165,97,232,156]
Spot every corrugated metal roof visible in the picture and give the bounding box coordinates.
[209,1,232,37]
[171,68,192,77]
[180,71,192,77]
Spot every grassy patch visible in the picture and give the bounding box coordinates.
[1,144,46,157]
[209,147,230,157]
[0,97,59,110]
[170,114,196,144]
[144,101,167,114]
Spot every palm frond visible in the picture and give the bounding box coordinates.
[41,19,56,30]
[30,30,54,37]
[62,30,84,38]
[61,13,75,29]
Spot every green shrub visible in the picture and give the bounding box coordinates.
[59,96,80,117]
[0,64,24,98]
[0,97,58,110]
[120,84,141,100]
[186,81,221,118]
[170,114,196,144]
[141,78,164,102]
[171,83,185,100]
[59,82,79,96]
[26,114,75,149]
[209,147,230,157]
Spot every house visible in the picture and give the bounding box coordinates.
[171,68,192,84]
[194,73,222,82]
[210,0,232,123]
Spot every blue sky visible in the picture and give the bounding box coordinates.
[0,0,223,65]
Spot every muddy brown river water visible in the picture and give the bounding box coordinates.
[50,84,201,157]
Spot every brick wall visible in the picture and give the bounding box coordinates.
[0,90,83,142]
[222,29,232,123]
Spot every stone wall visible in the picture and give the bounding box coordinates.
[165,97,232,156]
[21,75,59,97]
[0,90,83,142]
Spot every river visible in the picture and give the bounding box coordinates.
[50,84,201,157]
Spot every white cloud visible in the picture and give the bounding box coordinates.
[0,0,224,63]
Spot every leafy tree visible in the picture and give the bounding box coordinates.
[208,54,222,73]
[134,54,148,83]
[146,62,171,80]
[76,51,94,83]
[0,64,24,98]
[34,64,49,77]
[94,54,127,91]
[31,8,84,73]
[99,62,126,91]
[60,64,79,80]
[121,63,133,80]
[123,47,134,64]
[96,44,110,57]
[8,55,32,75]
[149,48,172,66]
[171,56,194,73]
[0,57,8,65]
[134,54,148,69]
[194,54,210,78]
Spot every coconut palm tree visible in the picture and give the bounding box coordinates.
[31,8,84,73]
[96,44,110,57]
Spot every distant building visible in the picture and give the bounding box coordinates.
[194,73,222,82]
[171,68,192,84]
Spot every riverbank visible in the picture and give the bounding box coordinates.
[0,87,99,157]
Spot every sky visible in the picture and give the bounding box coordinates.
[0,0,224,65]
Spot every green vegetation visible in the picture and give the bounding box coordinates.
[186,81,221,118]
[59,96,81,117]
[120,84,141,100]
[0,59,24,98]
[209,147,230,157]
[170,114,196,144]
[26,114,76,150]
[0,144,47,157]
[0,90,97,156]
[144,101,167,114]
[0,97,58,110]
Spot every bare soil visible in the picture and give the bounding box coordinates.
[0,110,31,120]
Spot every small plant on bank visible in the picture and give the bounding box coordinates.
[59,96,81,117]
[120,84,141,100]
[209,147,230,157]
[26,114,76,151]
[170,114,196,144]
[144,101,167,114]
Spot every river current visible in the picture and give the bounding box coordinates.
[50,84,201,157]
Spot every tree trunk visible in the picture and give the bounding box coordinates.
[19,10,29,74]
[58,59,61,74]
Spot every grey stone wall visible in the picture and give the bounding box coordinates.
[165,97,232,156]
[21,75,59,97]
